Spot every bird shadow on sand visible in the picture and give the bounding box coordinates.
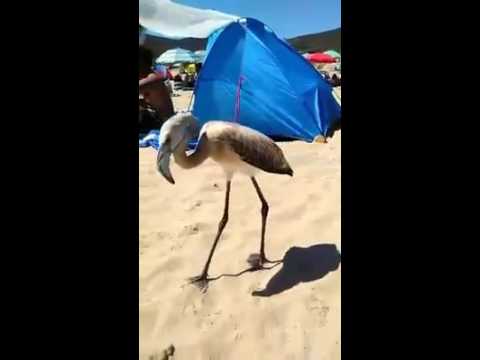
[207,243,341,296]
[252,243,341,297]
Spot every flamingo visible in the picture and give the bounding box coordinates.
[156,112,293,291]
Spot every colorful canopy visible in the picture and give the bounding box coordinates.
[306,53,336,63]
[155,48,196,64]
[194,50,207,63]
[324,50,341,59]
[193,18,341,141]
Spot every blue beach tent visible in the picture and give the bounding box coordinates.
[193,18,341,142]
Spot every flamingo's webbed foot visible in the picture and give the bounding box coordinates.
[247,253,280,270]
[187,273,210,292]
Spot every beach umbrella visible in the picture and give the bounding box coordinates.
[323,50,341,60]
[320,63,338,72]
[194,50,207,63]
[306,53,336,64]
[155,48,196,64]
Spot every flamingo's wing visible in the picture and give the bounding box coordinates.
[203,121,294,176]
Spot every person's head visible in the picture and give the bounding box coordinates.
[151,64,168,79]
[139,46,153,79]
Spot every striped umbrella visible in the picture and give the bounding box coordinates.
[155,48,196,64]
[324,50,341,60]
[194,50,207,63]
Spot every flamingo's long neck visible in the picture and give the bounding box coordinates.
[172,133,208,169]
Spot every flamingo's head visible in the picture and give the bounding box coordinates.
[156,112,198,184]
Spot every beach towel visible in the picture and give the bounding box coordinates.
[139,130,197,151]
[139,130,161,150]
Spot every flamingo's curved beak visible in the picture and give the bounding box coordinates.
[156,144,175,184]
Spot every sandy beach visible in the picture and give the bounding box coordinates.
[139,90,341,360]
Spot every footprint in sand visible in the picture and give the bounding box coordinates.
[197,182,222,193]
[182,303,198,316]
[156,232,173,241]
[178,223,201,237]
[277,203,307,221]
[140,238,153,254]
[308,296,330,327]
[148,344,175,360]
[186,200,203,211]
[234,332,243,341]
[199,311,222,331]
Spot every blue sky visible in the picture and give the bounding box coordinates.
[174,0,341,38]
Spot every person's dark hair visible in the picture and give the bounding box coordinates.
[139,45,153,79]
